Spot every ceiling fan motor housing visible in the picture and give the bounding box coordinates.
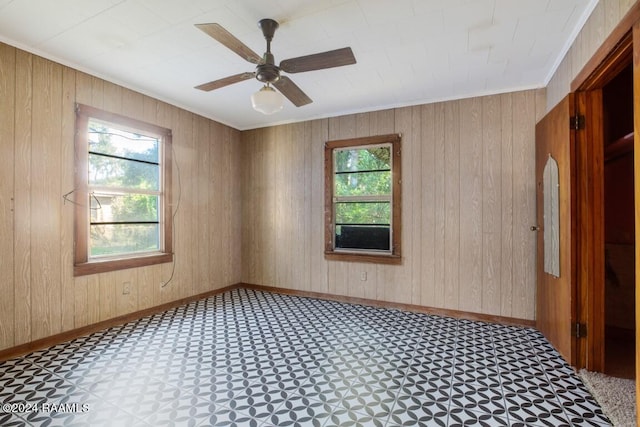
[256,52,280,83]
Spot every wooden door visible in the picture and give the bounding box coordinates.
[535,94,577,365]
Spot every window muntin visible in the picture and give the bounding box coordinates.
[74,104,173,276]
[325,134,401,263]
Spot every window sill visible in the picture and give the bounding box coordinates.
[324,251,402,265]
[74,252,173,276]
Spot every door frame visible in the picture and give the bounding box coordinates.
[573,23,634,373]
[570,1,640,414]
[573,88,606,372]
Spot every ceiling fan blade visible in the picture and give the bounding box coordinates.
[273,76,312,107]
[195,72,255,92]
[279,47,356,73]
[195,23,262,64]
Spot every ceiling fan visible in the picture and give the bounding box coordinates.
[194,19,357,113]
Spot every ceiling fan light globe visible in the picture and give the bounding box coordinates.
[251,85,284,115]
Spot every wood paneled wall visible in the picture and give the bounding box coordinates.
[0,43,242,352]
[6,0,624,350]
[241,90,546,321]
[547,0,636,111]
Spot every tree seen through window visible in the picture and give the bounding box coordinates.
[88,121,161,257]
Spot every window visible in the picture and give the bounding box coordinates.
[74,104,173,276]
[324,134,401,264]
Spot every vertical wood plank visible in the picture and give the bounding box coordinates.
[122,89,144,119]
[458,97,483,313]
[195,115,210,293]
[263,127,278,287]
[500,93,514,317]
[444,101,461,310]
[137,266,155,310]
[512,90,537,319]
[30,56,63,340]
[216,122,230,287]
[240,130,251,283]
[73,276,88,328]
[394,106,420,303]
[482,95,502,315]
[60,66,76,331]
[102,81,122,114]
[273,125,289,289]
[228,125,238,287]
[86,274,101,325]
[143,96,158,125]
[290,122,306,291]
[408,106,424,305]
[432,102,447,308]
[98,272,116,321]
[14,49,32,345]
[74,72,93,106]
[247,129,262,285]
[300,121,313,292]
[228,127,243,285]
[310,119,328,294]
[253,128,264,286]
[420,103,436,308]
[0,43,16,349]
[285,124,296,290]
[157,101,173,130]
[90,76,104,108]
[209,120,224,288]
[585,3,605,64]
[603,0,621,38]
[171,108,194,299]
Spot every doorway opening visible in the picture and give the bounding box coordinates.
[602,62,635,379]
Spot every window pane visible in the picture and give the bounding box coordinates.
[91,193,159,223]
[88,120,159,163]
[335,202,390,225]
[335,224,390,251]
[335,170,391,196]
[89,154,159,190]
[335,146,390,173]
[90,223,160,257]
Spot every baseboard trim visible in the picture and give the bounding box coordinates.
[240,283,536,329]
[0,282,535,362]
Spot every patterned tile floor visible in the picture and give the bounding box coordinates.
[0,289,611,426]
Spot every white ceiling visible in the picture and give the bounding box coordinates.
[0,0,597,130]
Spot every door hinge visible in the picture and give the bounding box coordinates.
[572,322,587,339]
[570,115,585,130]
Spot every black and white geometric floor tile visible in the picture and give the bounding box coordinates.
[0,288,613,426]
